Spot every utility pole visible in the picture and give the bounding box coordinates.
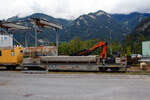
[109,31,112,56]
[56,29,59,56]
[34,23,38,47]
[25,23,28,47]
[25,33,28,47]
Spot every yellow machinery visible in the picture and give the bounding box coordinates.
[0,47,24,69]
[0,20,30,70]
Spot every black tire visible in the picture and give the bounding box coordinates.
[6,66,16,70]
[27,67,35,70]
[99,67,107,72]
[110,67,120,72]
[6,66,11,70]
[12,66,16,70]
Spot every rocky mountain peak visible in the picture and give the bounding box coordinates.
[96,11,105,16]
[95,10,111,18]
[136,19,150,31]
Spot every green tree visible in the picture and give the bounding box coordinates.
[68,37,82,54]
[59,42,69,55]
[132,33,146,54]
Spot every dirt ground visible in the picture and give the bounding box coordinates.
[128,65,150,71]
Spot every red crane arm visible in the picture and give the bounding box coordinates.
[70,41,107,58]
[89,42,107,59]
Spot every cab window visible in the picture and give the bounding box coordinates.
[11,50,15,56]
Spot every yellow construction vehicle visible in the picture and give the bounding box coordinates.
[0,21,29,70]
[0,47,24,70]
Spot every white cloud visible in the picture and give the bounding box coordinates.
[110,0,150,14]
[0,0,149,19]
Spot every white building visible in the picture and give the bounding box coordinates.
[0,34,13,47]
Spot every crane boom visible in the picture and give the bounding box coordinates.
[89,42,107,58]
[30,18,62,30]
[70,41,107,58]
[0,21,30,30]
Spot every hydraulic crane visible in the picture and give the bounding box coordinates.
[70,41,107,59]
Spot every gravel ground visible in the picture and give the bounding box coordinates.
[0,71,150,100]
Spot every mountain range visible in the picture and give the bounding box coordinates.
[130,17,150,40]
[6,10,150,44]
[122,17,150,53]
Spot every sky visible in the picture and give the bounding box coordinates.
[0,0,150,19]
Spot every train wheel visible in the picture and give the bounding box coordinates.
[6,66,11,70]
[12,66,16,70]
[99,67,107,72]
[6,66,16,70]
[110,67,120,72]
